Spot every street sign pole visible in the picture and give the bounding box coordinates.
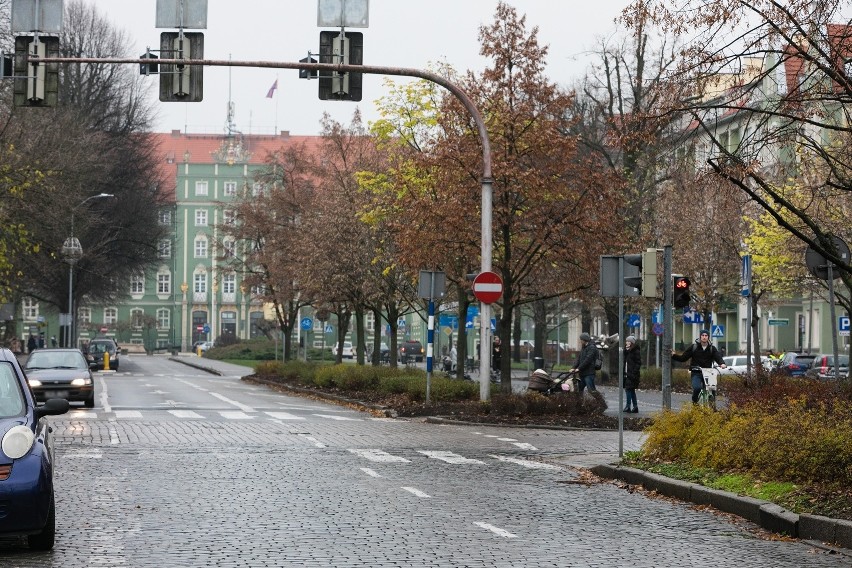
[662,245,673,410]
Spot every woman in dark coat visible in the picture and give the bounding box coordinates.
[624,336,641,413]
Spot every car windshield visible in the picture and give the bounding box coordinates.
[26,351,86,370]
[0,362,25,418]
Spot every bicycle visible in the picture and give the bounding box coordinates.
[695,366,719,410]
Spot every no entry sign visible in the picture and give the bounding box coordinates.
[472,271,503,304]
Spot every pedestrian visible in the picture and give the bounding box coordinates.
[672,329,727,403]
[492,336,502,373]
[449,343,458,371]
[50,335,57,348]
[623,335,641,413]
[572,332,599,393]
[27,334,36,354]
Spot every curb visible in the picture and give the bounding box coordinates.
[168,357,224,376]
[591,464,852,554]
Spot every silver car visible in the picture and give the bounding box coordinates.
[718,355,771,376]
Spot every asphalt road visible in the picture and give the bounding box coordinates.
[1,353,846,566]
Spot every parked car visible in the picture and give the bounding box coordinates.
[193,340,214,353]
[332,341,355,359]
[25,348,96,408]
[777,352,817,377]
[399,340,424,363]
[717,355,771,376]
[85,338,120,371]
[0,347,69,550]
[806,354,850,380]
[368,343,390,363]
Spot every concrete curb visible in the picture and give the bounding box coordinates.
[591,464,852,553]
[168,357,224,376]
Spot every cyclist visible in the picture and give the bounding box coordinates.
[672,329,727,404]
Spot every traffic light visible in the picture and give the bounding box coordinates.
[13,36,60,107]
[318,31,363,101]
[673,275,692,308]
[159,32,204,102]
[623,249,658,298]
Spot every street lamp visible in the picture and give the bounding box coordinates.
[61,193,115,348]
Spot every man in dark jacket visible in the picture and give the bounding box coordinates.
[572,332,598,393]
[624,336,641,413]
[672,330,727,403]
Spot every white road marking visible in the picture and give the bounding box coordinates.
[417,451,485,465]
[265,411,306,420]
[98,375,111,412]
[150,390,170,395]
[402,487,430,498]
[69,412,97,419]
[114,410,142,419]
[496,437,518,442]
[210,392,255,413]
[220,411,253,420]
[489,455,561,470]
[168,410,203,419]
[312,414,361,421]
[512,442,538,450]
[301,435,326,448]
[474,522,517,538]
[64,452,103,459]
[360,468,382,478]
[109,425,120,445]
[349,449,410,463]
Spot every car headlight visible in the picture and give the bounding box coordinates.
[2,425,35,459]
[71,377,92,386]
[28,378,42,387]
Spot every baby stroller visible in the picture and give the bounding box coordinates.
[527,368,577,395]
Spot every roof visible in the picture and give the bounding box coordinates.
[149,130,325,203]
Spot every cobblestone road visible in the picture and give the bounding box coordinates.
[1,357,848,567]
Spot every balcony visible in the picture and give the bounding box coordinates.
[193,292,207,303]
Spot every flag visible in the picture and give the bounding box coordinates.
[266,79,278,98]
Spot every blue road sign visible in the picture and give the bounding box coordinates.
[203,323,210,334]
[300,317,313,331]
[840,316,850,333]
[741,254,751,297]
[627,314,641,328]
[682,309,704,324]
[324,324,333,334]
[711,324,724,338]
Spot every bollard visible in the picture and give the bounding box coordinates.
[103,351,110,371]
[197,346,202,357]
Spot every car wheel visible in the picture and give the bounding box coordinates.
[27,492,55,551]
[84,396,95,408]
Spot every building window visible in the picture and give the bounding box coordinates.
[79,307,91,325]
[195,181,208,196]
[251,284,267,296]
[251,182,263,197]
[223,239,235,258]
[157,272,171,294]
[224,181,237,196]
[195,210,208,226]
[223,209,235,225]
[22,298,38,320]
[195,238,208,258]
[104,308,118,324]
[159,210,172,225]
[131,308,144,329]
[194,273,207,293]
[157,309,170,329]
[158,239,172,258]
[222,273,236,294]
[130,274,144,295]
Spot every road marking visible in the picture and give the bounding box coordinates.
[417,450,485,465]
[474,522,517,538]
[489,455,561,470]
[210,392,255,413]
[69,411,97,419]
[301,435,326,448]
[496,437,517,442]
[402,487,430,498]
[114,410,142,419]
[265,411,306,420]
[168,410,203,419]
[312,414,361,421]
[512,442,538,450]
[360,468,382,478]
[349,449,410,463]
[98,375,111,412]
[63,451,103,459]
[220,411,253,420]
[109,425,120,445]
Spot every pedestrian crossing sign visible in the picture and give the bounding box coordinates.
[711,325,724,338]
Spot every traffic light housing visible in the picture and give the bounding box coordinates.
[624,249,657,298]
[13,36,60,107]
[673,275,692,308]
[318,31,363,101]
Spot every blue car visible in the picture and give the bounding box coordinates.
[0,348,68,550]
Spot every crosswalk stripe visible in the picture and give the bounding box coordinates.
[265,411,306,420]
[114,410,142,419]
[474,522,517,538]
[402,487,430,498]
[488,455,561,470]
[417,450,485,465]
[219,411,253,420]
[168,410,203,419]
[349,449,410,463]
[312,414,361,421]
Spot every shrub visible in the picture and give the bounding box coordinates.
[254,361,287,377]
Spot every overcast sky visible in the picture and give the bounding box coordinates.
[86,0,631,136]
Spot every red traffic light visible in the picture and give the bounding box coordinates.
[673,276,691,308]
[675,277,691,289]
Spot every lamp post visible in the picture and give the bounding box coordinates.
[61,193,115,348]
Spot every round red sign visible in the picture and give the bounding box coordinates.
[472,271,503,304]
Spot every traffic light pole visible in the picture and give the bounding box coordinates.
[662,245,673,410]
[32,54,497,400]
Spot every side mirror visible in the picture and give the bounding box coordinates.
[89,361,99,370]
[36,397,69,418]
